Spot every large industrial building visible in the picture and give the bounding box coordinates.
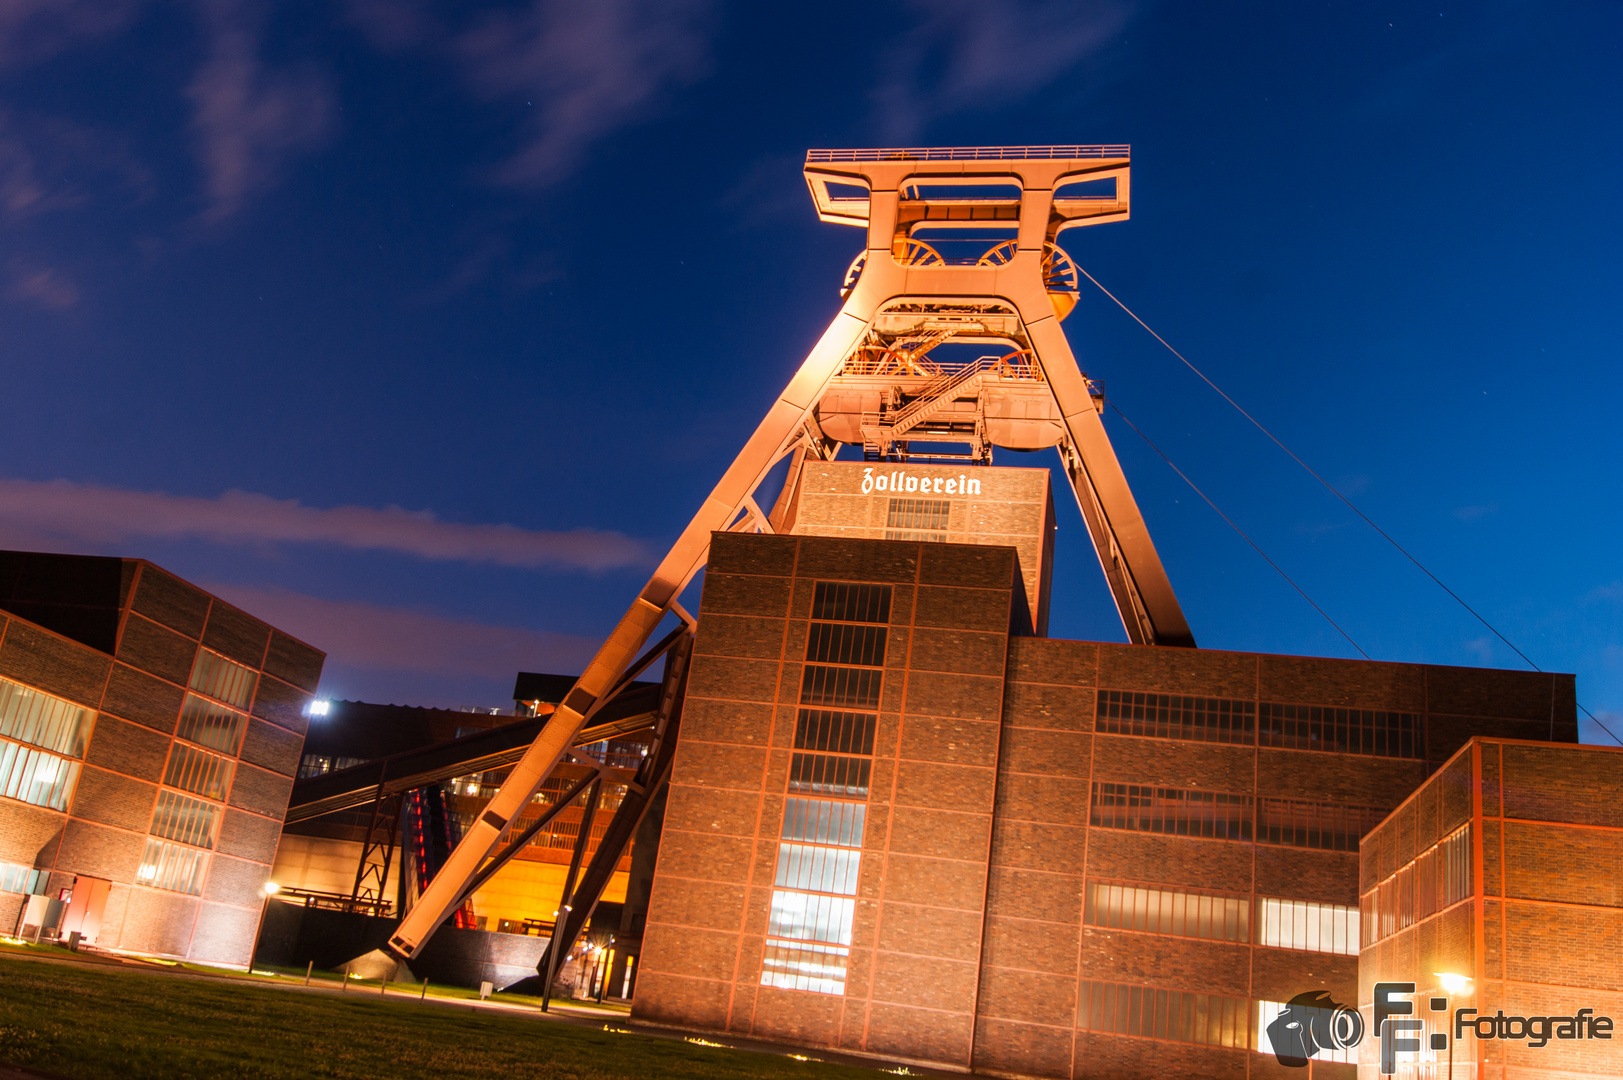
[0,550,322,967]
[627,529,1576,1079]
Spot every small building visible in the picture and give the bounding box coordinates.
[0,551,323,967]
[629,530,1578,1080]
[1357,737,1622,1080]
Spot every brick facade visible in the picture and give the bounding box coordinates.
[1358,739,1623,1080]
[632,531,1579,1079]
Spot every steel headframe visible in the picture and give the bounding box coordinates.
[384,145,1193,964]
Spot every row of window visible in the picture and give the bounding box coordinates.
[0,675,94,812]
[1095,691,1422,759]
[135,649,260,896]
[1083,880,1360,956]
[1362,825,1472,946]
[762,581,890,997]
[1090,783,1390,853]
[0,860,48,896]
[1078,982,1356,1064]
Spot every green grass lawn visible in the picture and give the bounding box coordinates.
[0,953,904,1080]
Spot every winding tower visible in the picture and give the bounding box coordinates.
[381,145,1195,971]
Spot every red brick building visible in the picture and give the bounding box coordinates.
[630,531,1577,1080]
[1358,738,1622,1080]
[0,552,322,966]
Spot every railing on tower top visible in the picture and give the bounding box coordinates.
[807,145,1129,163]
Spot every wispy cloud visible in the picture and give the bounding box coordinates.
[0,0,143,69]
[0,109,151,220]
[0,478,647,570]
[205,584,597,683]
[186,0,334,222]
[4,263,78,308]
[455,0,714,186]
[874,0,1130,142]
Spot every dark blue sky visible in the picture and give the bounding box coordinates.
[2,1,1618,738]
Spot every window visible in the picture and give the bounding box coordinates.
[763,581,889,997]
[1090,783,1253,841]
[1078,980,1252,1049]
[189,649,257,710]
[794,710,876,756]
[805,623,888,667]
[1096,691,1255,745]
[788,753,871,797]
[884,497,950,541]
[800,666,881,709]
[0,862,47,896]
[176,695,246,756]
[136,839,208,896]
[1259,704,1420,758]
[0,677,94,758]
[150,790,221,850]
[163,743,235,801]
[0,743,80,811]
[1256,897,1359,955]
[0,676,92,812]
[810,581,890,624]
[1084,880,1250,943]
[1365,824,1471,945]
[1257,798,1387,852]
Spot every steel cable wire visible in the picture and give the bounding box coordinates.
[1078,264,1621,746]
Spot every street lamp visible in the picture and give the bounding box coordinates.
[1434,973,1473,1080]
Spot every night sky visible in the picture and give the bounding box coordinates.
[2,1,1618,739]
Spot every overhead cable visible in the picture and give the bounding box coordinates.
[1106,401,1370,660]
[1079,265,1622,747]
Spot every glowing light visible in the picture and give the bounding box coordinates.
[262,881,281,895]
[308,700,331,717]
[1436,972,1473,995]
[685,1037,726,1048]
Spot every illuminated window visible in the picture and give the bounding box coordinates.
[1078,980,1252,1049]
[163,743,235,801]
[762,581,888,997]
[0,677,94,758]
[1090,782,1253,841]
[1259,704,1420,758]
[0,676,92,813]
[0,743,80,812]
[1084,880,1250,943]
[0,861,47,896]
[1096,691,1255,745]
[150,790,221,850]
[1256,897,1359,955]
[136,839,208,896]
[176,695,246,756]
[188,649,258,711]
[884,498,949,541]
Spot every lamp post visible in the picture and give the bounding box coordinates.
[1435,972,1473,1080]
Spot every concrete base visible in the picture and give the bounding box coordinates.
[340,948,413,983]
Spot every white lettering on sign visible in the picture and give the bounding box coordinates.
[861,468,980,497]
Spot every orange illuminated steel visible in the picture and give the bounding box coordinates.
[383,145,1193,963]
